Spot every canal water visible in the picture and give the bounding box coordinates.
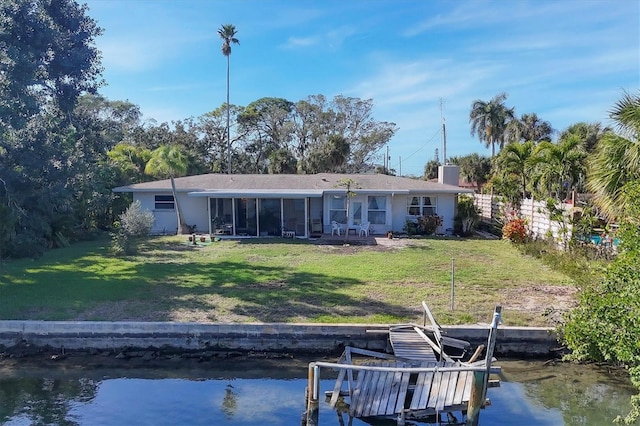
[0,356,635,425]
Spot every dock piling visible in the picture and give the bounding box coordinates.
[306,363,319,426]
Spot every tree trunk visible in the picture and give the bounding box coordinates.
[170,175,190,235]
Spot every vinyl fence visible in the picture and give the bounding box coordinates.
[472,194,574,247]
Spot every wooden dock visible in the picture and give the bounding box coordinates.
[305,304,502,426]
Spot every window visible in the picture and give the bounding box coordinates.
[154,195,175,210]
[407,196,437,216]
[367,196,386,224]
[329,196,347,223]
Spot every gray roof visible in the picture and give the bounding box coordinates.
[113,173,472,195]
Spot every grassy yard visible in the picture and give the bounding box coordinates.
[0,236,577,326]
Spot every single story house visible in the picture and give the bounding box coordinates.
[112,165,472,237]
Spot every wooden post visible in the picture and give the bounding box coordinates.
[466,305,501,426]
[466,370,485,426]
[306,363,319,426]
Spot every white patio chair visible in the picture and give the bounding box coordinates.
[358,221,370,237]
[331,221,342,236]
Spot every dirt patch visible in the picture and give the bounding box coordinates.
[501,285,578,323]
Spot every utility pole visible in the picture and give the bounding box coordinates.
[386,145,390,174]
[440,98,447,165]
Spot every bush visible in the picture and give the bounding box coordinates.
[403,215,442,236]
[561,181,640,424]
[454,195,480,236]
[110,201,154,256]
[502,217,528,243]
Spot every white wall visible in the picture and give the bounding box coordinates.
[133,193,209,234]
[390,193,457,234]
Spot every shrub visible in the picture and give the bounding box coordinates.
[502,217,528,243]
[561,181,640,424]
[417,215,442,235]
[403,215,443,236]
[110,201,154,256]
[454,195,480,236]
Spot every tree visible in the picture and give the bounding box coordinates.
[469,93,515,157]
[332,96,397,171]
[560,122,609,154]
[531,138,586,202]
[449,153,492,191]
[0,0,103,258]
[0,0,103,127]
[505,113,554,144]
[494,141,536,199]
[587,91,640,220]
[335,178,360,243]
[144,145,189,234]
[218,24,239,174]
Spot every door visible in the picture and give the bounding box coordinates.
[349,200,363,227]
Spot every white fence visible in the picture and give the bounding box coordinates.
[473,194,573,245]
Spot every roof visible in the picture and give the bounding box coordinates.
[112,173,473,195]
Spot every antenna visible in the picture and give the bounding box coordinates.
[440,98,447,164]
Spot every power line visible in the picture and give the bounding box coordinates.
[389,128,441,173]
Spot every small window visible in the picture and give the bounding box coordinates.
[407,196,437,216]
[155,195,175,210]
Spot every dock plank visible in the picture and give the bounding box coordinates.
[389,328,438,362]
[462,370,475,402]
[394,372,412,414]
[367,366,391,416]
[329,368,346,407]
[375,369,396,415]
[444,371,459,407]
[385,370,404,415]
[435,371,451,411]
[453,371,469,405]
[426,370,443,408]
[358,369,380,417]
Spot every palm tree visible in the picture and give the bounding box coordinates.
[218,24,239,174]
[533,138,586,202]
[469,93,515,157]
[587,91,640,220]
[505,113,554,144]
[145,145,189,234]
[559,122,609,154]
[495,141,536,199]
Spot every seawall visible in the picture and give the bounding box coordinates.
[0,321,560,358]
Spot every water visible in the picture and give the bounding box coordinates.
[0,357,635,425]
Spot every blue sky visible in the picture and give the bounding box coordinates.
[85,0,639,176]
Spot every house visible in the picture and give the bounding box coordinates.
[112,165,472,237]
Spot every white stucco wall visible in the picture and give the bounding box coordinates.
[133,193,209,234]
[390,193,457,234]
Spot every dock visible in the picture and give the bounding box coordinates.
[304,304,502,426]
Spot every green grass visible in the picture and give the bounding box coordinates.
[0,236,576,326]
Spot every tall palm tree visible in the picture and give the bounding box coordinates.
[587,91,640,220]
[469,93,515,157]
[218,24,239,174]
[145,144,189,234]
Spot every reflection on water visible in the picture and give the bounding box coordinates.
[0,358,635,426]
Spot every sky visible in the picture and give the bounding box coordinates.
[84,0,639,177]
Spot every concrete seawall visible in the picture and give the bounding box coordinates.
[0,321,560,358]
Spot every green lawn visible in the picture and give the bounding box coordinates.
[0,236,576,326]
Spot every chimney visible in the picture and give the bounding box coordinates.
[438,165,460,186]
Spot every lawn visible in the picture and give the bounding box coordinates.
[0,236,576,326]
